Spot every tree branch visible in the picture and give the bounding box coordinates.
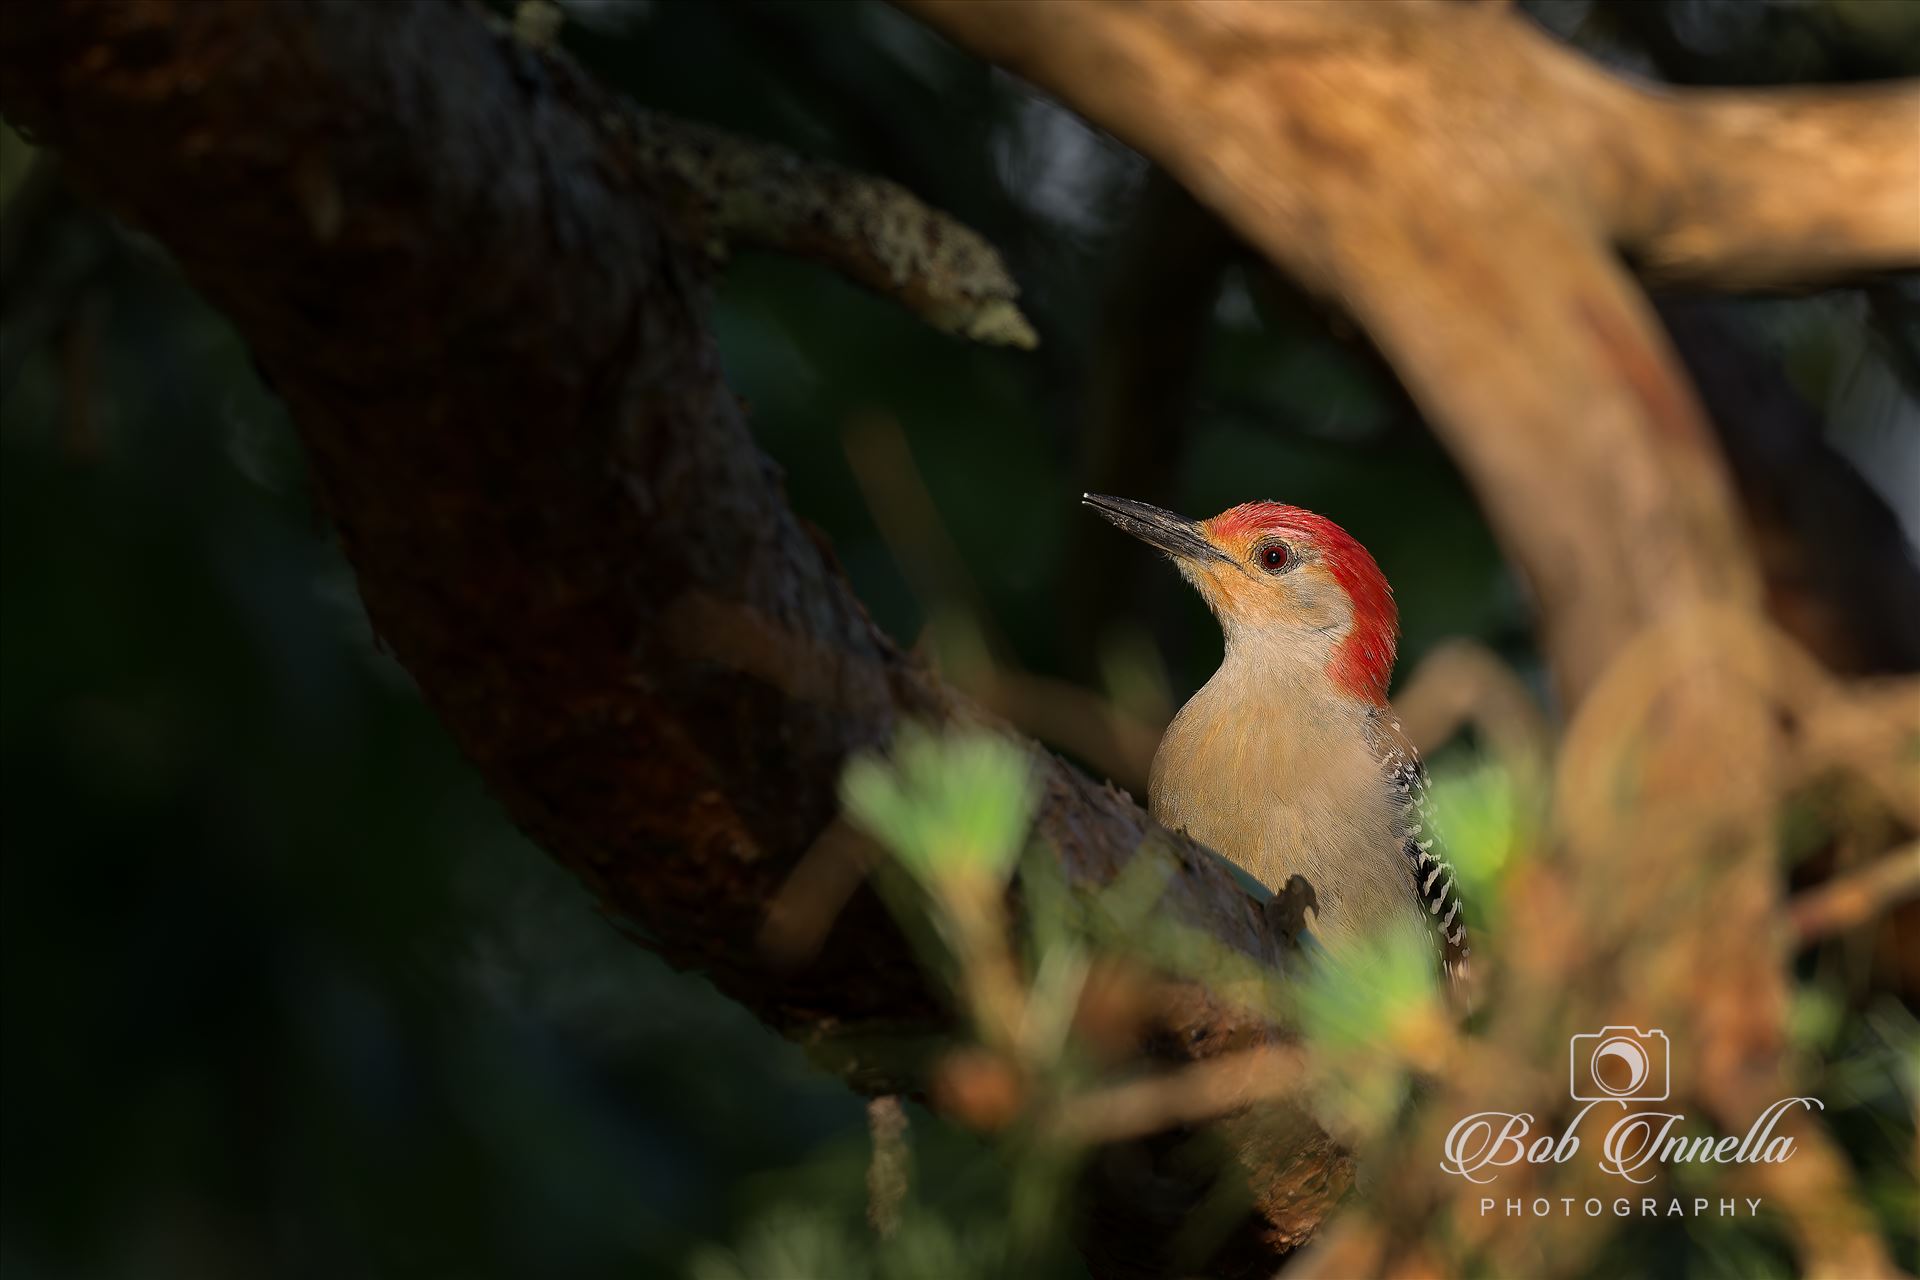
[1790,842,1920,948]
[889,3,1906,1273]
[1604,80,1920,289]
[0,0,1265,1093]
[623,110,1037,348]
[897,0,1917,702]
[0,0,1342,1266]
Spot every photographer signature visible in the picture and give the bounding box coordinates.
[1441,1096,1824,1185]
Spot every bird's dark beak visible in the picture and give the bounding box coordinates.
[1082,493,1229,564]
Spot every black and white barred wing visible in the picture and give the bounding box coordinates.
[1368,711,1471,987]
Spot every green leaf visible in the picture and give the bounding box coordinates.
[840,724,1040,889]
[1296,927,1435,1055]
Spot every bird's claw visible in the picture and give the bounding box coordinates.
[1263,873,1319,947]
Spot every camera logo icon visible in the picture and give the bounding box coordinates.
[1570,1026,1670,1102]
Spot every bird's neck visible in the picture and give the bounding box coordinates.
[1217,621,1388,717]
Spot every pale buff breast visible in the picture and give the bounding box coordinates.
[1148,657,1429,961]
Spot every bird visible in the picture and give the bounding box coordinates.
[1082,492,1469,988]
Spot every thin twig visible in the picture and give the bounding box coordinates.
[1790,842,1920,948]
[1043,1044,1307,1147]
[866,1095,911,1239]
[758,818,875,969]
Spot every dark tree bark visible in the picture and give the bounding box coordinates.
[0,0,1278,1073]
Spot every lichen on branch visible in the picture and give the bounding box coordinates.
[503,1,1036,349]
[623,111,1038,349]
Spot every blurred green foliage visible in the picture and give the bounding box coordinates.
[1424,759,1531,939]
[841,728,1038,893]
[2,1,1915,1278]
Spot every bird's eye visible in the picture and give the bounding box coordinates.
[1257,542,1293,574]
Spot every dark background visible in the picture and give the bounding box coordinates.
[2,2,1915,1276]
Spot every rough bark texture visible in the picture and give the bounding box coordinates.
[0,0,1280,1080]
[626,110,1036,347]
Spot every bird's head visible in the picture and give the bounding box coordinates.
[1082,493,1398,704]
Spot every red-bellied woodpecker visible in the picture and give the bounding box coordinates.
[1083,493,1469,987]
